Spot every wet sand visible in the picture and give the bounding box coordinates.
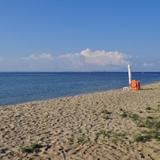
[0,82,160,160]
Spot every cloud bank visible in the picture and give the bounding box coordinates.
[0,49,128,71]
[0,49,159,71]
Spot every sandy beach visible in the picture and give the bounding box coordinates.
[0,82,160,160]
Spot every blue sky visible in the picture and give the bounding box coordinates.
[0,0,160,71]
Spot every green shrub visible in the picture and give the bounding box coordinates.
[129,113,140,122]
[21,143,43,153]
[120,111,128,118]
[144,117,160,129]
[135,130,160,142]
[134,133,151,142]
[21,147,35,153]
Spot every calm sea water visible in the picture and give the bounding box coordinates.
[0,72,160,105]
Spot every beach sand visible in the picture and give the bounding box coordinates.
[0,82,160,160]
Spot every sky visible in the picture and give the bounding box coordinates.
[0,0,160,71]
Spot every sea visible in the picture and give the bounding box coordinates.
[0,72,160,106]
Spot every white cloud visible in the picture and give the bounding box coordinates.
[129,56,160,71]
[80,48,128,66]
[21,53,54,61]
[59,52,85,68]
[58,48,128,67]
[0,50,159,71]
[0,49,130,71]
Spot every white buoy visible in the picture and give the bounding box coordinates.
[128,64,132,86]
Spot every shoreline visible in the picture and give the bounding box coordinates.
[0,87,122,108]
[1,80,160,108]
[0,81,160,159]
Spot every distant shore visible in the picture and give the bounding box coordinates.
[0,82,160,160]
